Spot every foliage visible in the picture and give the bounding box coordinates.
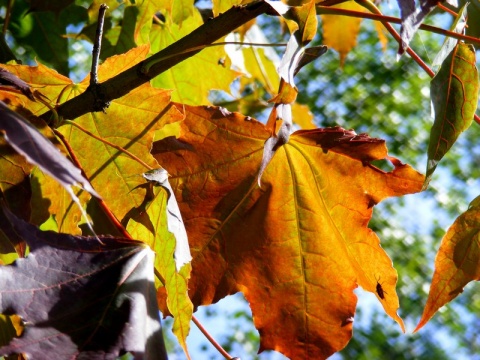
[0,0,479,359]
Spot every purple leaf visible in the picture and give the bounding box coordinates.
[0,206,167,360]
[0,69,35,101]
[397,0,445,54]
[0,102,99,199]
[0,102,100,235]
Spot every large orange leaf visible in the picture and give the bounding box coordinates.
[152,106,424,359]
[415,195,480,331]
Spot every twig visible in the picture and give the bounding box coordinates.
[354,0,480,125]
[2,0,14,35]
[53,128,132,239]
[316,5,480,48]
[90,4,108,88]
[64,120,154,170]
[88,4,110,113]
[437,3,458,17]
[192,315,236,360]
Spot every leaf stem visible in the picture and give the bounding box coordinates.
[317,5,480,47]
[90,4,108,88]
[153,269,235,359]
[437,3,458,17]
[353,0,480,125]
[64,120,154,170]
[192,315,236,360]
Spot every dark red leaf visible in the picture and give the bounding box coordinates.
[397,0,442,54]
[0,102,99,201]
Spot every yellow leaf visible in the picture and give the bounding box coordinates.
[0,46,184,229]
[127,186,193,359]
[320,1,366,66]
[291,102,315,129]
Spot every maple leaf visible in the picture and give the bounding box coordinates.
[152,105,424,359]
[259,1,326,183]
[0,206,166,360]
[81,0,162,59]
[0,46,184,232]
[0,102,99,199]
[142,168,192,271]
[7,1,87,75]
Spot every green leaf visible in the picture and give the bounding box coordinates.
[8,2,87,75]
[287,0,318,46]
[149,10,239,105]
[28,0,74,14]
[85,0,164,59]
[424,42,479,188]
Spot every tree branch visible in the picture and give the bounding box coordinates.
[90,4,108,88]
[41,1,274,121]
[354,0,480,125]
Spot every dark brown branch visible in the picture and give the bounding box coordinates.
[41,1,274,121]
[2,0,14,35]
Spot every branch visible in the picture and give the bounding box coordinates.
[192,315,237,360]
[41,1,274,121]
[90,4,108,88]
[353,0,480,125]
[2,0,13,35]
